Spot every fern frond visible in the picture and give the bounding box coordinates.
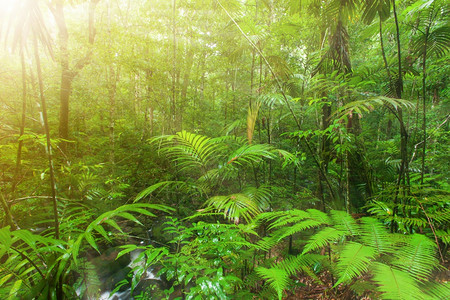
[393,234,439,280]
[275,254,324,276]
[276,219,324,241]
[307,209,331,224]
[334,242,376,287]
[302,227,345,254]
[421,281,450,300]
[330,210,359,235]
[360,217,393,254]
[256,267,289,300]
[257,235,280,251]
[263,210,310,230]
[372,262,424,300]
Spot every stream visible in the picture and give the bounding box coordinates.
[79,247,165,300]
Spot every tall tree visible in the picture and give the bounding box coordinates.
[48,0,100,152]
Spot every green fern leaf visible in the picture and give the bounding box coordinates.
[276,219,324,241]
[372,262,425,300]
[265,210,310,230]
[307,209,331,224]
[334,242,376,287]
[393,234,439,280]
[330,210,359,235]
[275,254,324,276]
[302,227,345,254]
[421,281,450,300]
[360,217,393,254]
[256,267,289,300]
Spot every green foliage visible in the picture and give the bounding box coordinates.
[392,234,439,280]
[371,262,424,300]
[256,209,445,299]
[0,0,449,299]
[121,219,255,299]
[0,203,171,299]
[333,242,376,286]
[256,267,289,300]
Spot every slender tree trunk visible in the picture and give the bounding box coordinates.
[420,26,429,185]
[108,66,117,165]
[379,19,394,94]
[33,36,59,240]
[392,0,409,231]
[179,47,194,130]
[171,0,177,132]
[145,69,154,137]
[54,1,71,146]
[12,51,28,197]
[50,0,99,151]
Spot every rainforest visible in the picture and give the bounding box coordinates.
[0,0,449,299]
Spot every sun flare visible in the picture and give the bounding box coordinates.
[0,0,15,14]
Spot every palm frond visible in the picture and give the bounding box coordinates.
[226,143,276,166]
[134,181,196,202]
[258,93,286,108]
[361,0,391,24]
[242,185,272,211]
[151,130,220,173]
[247,101,261,144]
[335,96,415,120]
[204,193,262,223]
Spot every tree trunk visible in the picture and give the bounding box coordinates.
[420,26,429,185]
[50,0,99,151]
[33,35,59,241]
[12,50,28,197]
[392,0,409,227]
[171,0,177,132]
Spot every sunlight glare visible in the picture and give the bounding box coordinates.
[0,0,15,15]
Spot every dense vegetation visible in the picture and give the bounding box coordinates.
[0,0,449,299]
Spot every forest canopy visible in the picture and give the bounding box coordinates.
[0,0,449,299]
